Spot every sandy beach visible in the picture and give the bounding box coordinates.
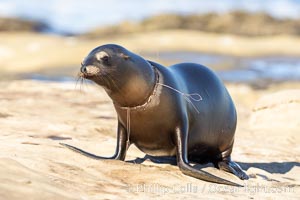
[0,79,299,199]
[2,1,300,198]
[0,22,299,200]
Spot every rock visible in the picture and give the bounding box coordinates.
[0,17,48,32]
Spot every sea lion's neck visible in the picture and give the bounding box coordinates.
[107,66,157,108]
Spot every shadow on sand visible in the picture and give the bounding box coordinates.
[128,155,300,174]
[237,162,300,174]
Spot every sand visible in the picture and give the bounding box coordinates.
[0,80,299,199]
[0,29,299,199]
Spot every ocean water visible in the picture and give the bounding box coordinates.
[22,53,300,84]
[0,0,300,34]
[144,53,300,84]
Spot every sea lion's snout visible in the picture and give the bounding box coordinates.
[80,65,100,78]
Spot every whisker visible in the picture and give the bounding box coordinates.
[83,77,89,92]
[80,77,83,92]
[97,74,109,89]
[105,74,118,90]
[106,74,127,104]
[75,74,81,90]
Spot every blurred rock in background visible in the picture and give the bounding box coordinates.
[0,17,49,32]
[83,11,300,39]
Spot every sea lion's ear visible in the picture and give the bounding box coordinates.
[121,53,130,60]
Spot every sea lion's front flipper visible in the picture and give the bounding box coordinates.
[60,121,128,161]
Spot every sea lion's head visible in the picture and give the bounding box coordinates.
[80,44,131,85]
[80,44,156,107]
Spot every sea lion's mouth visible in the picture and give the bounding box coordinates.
[78,72,96,79]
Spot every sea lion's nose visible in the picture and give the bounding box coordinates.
[81,66,87,73]
[81,65,100,75]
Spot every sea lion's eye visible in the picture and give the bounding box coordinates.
[96,51,110,64]
[101,55,109,62]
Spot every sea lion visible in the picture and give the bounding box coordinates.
[61,44,249,186]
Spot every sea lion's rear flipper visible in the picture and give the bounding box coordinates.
[174,128,244,187]
[218,158,249,180]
